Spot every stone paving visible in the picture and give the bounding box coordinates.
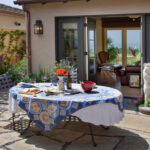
[0,92,150,150]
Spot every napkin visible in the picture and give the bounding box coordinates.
[52,82,67,86]
[18,83,37,88]
[52,82,57,86]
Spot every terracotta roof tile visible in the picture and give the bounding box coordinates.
[0,3,24,15]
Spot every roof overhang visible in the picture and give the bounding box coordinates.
[0,10,24,17]
[14,0,90,5]
[0,4,24,16]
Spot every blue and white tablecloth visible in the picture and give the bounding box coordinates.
[9,83,124,133]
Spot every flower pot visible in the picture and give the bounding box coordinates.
[58,76,65,90]
[138,104,150,115]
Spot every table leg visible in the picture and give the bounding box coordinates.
[20,119,32,135]
[63,116,71,128]
[88,123,97,147]
[100,125,110,130]
[12,113,16,130]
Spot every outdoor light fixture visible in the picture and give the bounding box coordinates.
[14,21,21,26]
[34,20,43,34]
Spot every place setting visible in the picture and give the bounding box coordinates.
[16,80,96,97]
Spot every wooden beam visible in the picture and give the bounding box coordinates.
[102,17,141,28]
[14,0,86,5]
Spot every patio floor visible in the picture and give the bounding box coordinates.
[0,92,150,150]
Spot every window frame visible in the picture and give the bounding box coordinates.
[104,27,141,67]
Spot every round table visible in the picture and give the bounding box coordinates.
[9,83,124,133]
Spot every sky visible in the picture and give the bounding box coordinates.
[107,30,141,50]
[0,0,22,9]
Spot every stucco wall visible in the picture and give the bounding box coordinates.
[25,0,150,73]
[0,13,25,30]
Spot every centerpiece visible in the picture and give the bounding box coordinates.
[56,68,68,90]
[54,59,75,90]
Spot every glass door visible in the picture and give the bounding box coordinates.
[88,19,97,82]
[56,18,85,81]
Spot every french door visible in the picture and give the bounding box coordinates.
[56,17,85,81]
[87,19,97,82]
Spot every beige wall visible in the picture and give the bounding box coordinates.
[25,0,150,73]
[0,13,25,30]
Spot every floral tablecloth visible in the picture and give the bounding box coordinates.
[9,83,124,133]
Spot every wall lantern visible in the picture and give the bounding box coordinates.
[34,20,43,34]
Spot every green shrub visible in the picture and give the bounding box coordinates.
[107,37,118,63]
[8,55,30,84]
[0,64,11,75]
[134,95,144,107]
[127,52,141,65]
[107,46,118,63]
[146,98,150,107]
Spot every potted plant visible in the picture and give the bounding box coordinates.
[54,59,75,74]
[56,68,68,90]
[134,95,150,115]
[54,59,75,90]
[138,98,150,115]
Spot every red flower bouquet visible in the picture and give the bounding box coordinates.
[56,68,68,76]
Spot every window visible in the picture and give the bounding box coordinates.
[105,28,141,66]
[107,30,122,64]
[127,30,141,65]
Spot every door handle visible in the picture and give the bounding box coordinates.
[84,52,88,55]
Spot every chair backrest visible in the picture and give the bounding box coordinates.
[98,51,109,64]
[71,69,78,83]
[0,73,14,91]
[63,69,78,83]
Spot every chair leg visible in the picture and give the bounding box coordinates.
[63,116,71,128]
[100,125,110,130]
[20,119,32,135]
[88,123,97,147]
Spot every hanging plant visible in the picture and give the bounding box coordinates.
[0,30,8,50]
[0,29,26,64]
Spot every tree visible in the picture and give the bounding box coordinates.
[107,37,118,63]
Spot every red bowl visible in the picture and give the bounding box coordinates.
[81,81,95,93]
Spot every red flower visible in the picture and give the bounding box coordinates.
[56,68,68,76]
[19,72,25,76]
